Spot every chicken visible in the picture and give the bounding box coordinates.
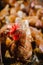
[36,8,43,19]
[26,16,43,28]
[0,5,9,20]
[30,27,43,53]
[2,0,16,5]
[0,21,32,60]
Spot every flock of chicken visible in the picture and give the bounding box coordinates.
[0,0,43,64]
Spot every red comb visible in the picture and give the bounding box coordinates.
[8,24,21,40]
